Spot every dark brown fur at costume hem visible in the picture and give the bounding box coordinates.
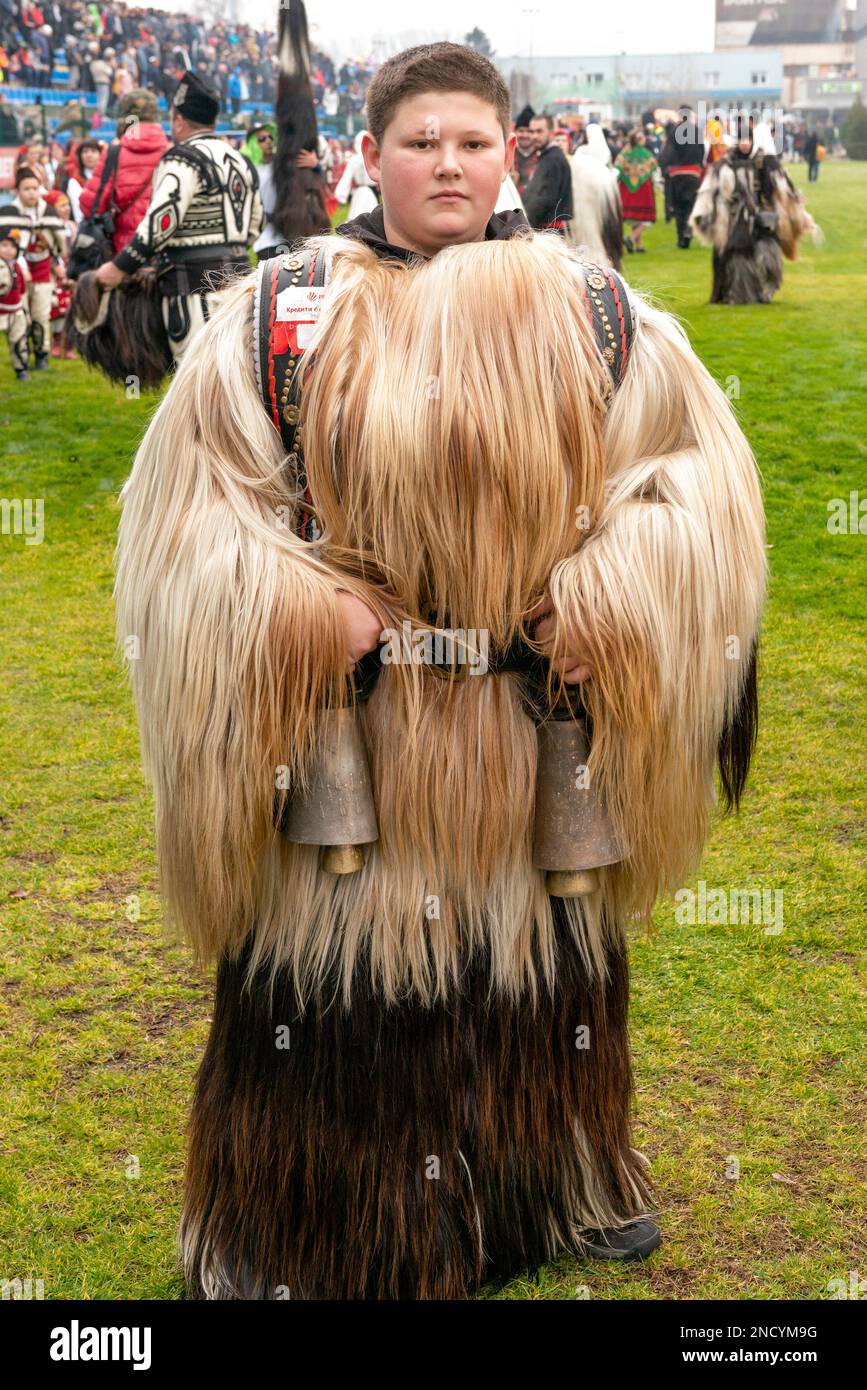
[68,271,172,388]
[180,903,654,1300]
[718,640,759,810]
[710,240,783,304]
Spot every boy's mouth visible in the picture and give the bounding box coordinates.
[431,190,468,201]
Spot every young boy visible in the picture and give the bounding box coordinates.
[11,167,65,370]
[116,40,765,1300]
[0,226,31,380]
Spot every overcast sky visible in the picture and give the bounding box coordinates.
[166,0,719,61]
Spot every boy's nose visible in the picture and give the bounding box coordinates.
[434,148,463,176]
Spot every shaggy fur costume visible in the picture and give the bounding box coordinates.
[567,151,624,270]
[690,149,819,304]
[115,229,767,1299]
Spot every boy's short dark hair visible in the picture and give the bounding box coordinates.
[15,166,39,188]
[365,42,511,144]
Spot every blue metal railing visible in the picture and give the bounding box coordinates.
[2,88,301,117]
[2,84,342,143]
[1,86,340,127]
[2,86,98,106]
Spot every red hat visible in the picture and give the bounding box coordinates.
[44,189,68,206]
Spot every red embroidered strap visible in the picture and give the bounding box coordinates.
[255,247,331,541]
[607,269,628,378]
[580,261,634,393]
[265,255,281,433]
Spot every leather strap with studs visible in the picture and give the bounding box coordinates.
[254,246,328,541]
[578,261,635,404]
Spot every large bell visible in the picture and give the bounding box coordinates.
[284,706,378,873]
[533,717,620,898]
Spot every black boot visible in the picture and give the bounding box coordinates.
[34,354,49,370]
[577,1218,661,1262]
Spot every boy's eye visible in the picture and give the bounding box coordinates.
[409,140,488,151]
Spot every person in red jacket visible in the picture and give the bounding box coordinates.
[78,90,168,256]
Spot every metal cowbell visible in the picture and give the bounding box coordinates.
[533,717,620,898]
[285,705,378,874]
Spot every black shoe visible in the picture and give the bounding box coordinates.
[635,245,647,253]
[577,1218,661,1262]
[34,354,49,370]
[624,235,634,253]
[16,369,30,381]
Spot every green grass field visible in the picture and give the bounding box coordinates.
[1,161,865,1301]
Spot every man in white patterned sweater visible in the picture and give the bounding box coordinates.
[96,72,263,362]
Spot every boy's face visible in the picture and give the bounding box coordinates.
[362,91,516,259]
[18,179,41,207]
[0,239,16,261]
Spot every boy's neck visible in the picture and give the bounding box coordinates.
[381,207,489,260]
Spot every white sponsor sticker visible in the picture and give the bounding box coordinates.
[275,285,326,323]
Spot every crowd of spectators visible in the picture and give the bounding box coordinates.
[0,0,377,130]
[534,114,839,164]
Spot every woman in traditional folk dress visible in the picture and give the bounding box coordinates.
[614,129,657,254]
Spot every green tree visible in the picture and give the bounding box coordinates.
[464,28,495,59]
[841,97,867,160]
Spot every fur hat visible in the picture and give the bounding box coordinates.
[117,89,160,126]
[171,71,220,126]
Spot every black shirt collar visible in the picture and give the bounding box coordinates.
[336,202,530,264]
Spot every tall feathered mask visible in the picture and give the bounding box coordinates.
[273,0,332,245]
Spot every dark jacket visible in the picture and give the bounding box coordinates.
[514,145,540,198]
[521,142,573,232]
[659,119,706,174]
[336,203,530,263]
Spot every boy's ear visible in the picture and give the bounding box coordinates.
[361,132,381,184]
[504,130,517,175]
